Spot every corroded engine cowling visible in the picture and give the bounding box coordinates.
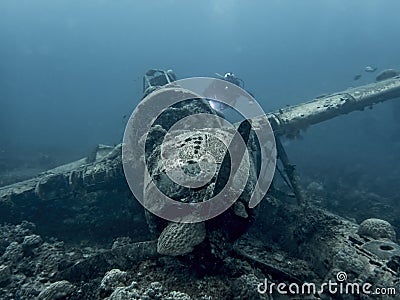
[142,96,260,258]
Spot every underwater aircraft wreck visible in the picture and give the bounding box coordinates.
[1,69,400,298]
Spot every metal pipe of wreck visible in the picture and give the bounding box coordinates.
[251,77,400,137]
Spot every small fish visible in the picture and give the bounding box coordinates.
[122,115,127,119]
[364,66,377,73]
[353,74,362,81]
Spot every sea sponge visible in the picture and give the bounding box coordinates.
[37,280,75,300]
[232,274,270,300]
[100,269,128,292]
[157,222,206,256]
[357,218,396,241]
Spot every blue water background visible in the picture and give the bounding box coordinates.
[1,0,399,175]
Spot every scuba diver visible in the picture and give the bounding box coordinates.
[208,72,254,114]
[142,69,254,119]
[217,72,255,99]
[216,72,245,88]
[142,69,177,98]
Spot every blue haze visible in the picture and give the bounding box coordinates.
[0,0,399,171]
